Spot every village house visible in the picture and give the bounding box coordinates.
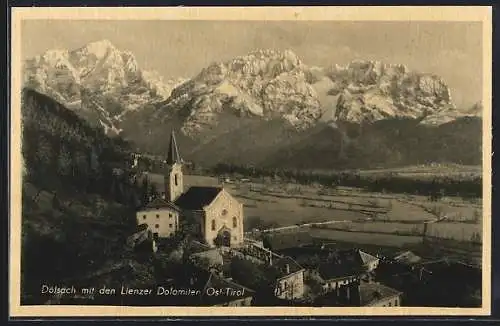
[175,268,255,306]
[135,130,245,248]
[356,282,403,307]
[135,198,180,239]
[316,280,402,307]
[273,256,306,300]
[314,262,363,295]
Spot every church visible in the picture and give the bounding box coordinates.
[135,131,245,248]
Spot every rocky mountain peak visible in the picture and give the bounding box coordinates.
[73,39,118,59]
[164,49,322,136]
[23,40,186,135]
[325,59,456,124]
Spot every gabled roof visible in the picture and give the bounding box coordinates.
[393,251,421,265]
[175,186,223,210]
[166,130,182,165]
[358,250,379,265]
[181,268,254,306]
[358,282,402,306]
[273,256,304,279]
[140,197,180,211]
[317,262,364,281]
[337,249,378,267]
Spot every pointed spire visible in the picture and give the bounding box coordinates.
[166,130,182,165]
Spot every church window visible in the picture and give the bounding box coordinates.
[174,174,178,186]
[211,219,216,231]
[156,214,159,218]
[169,213,172,218]
[169,224,173,228]
[222,209,228,216]
[143,215,146,220]
[155,224,159,229]
[232,217,237,228]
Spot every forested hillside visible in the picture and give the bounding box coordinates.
[20,88,156,304]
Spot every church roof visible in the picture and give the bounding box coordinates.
[175,186,223,210]
[166,130,182,165]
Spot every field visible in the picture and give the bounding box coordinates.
[146,172,483,249]
[307,228,424,247]
[358,164,482,180]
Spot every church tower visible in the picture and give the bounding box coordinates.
[165,130,184,202]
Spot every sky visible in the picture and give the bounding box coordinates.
[21,20,483,108]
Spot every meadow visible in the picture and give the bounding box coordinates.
[147,172,483,248]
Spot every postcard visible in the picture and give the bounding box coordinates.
[9,6,492,317]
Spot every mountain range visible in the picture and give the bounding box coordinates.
[23,40,483,169]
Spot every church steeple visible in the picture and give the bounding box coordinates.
[164,130,184,202]
[166,130,182,165]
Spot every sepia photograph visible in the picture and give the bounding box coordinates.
[9,6,492,317]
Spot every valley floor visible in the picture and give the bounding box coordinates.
[147,172,483,265]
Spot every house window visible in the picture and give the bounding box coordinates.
[233,236,237,241]
[156,214,159,218]
[211,219,216,231]
[169,224,173,228]
[232,217,237,228]
[388,302,392,307]
[174,174,178,186]
[155,224,159,229]
[222,209,228,216]
[169,213,172,218]
[143,215,146,220]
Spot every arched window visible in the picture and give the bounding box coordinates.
[232,217,237,228]
[174,174,178,186]
[211,219,216,231]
